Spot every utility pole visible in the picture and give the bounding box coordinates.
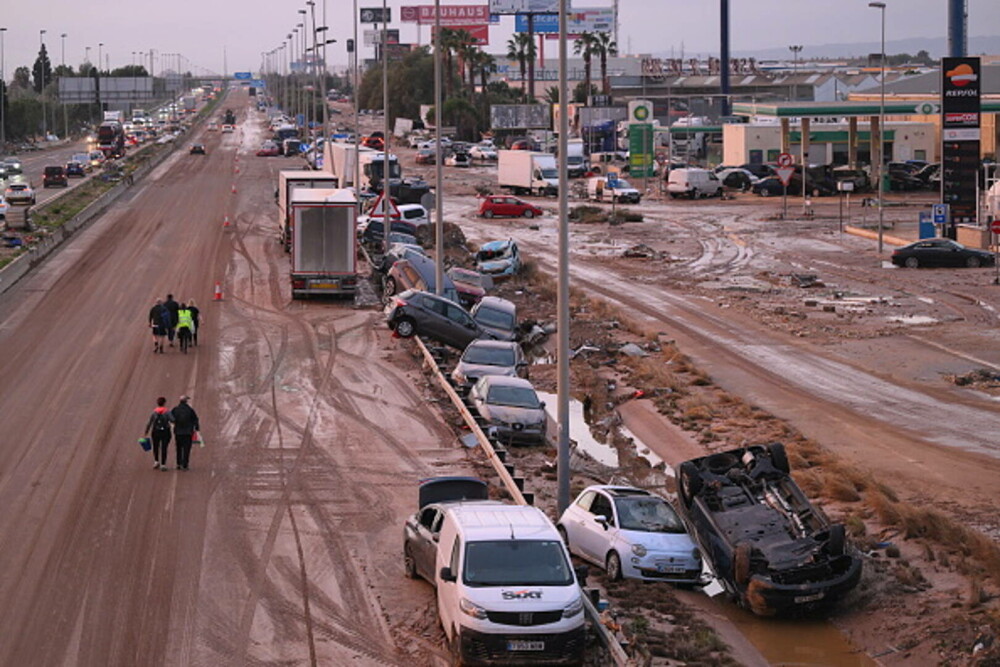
[41,30,48,140]
[0,27,6,150]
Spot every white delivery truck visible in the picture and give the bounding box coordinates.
[277,170,339,251]
[289,189,358,299]
[564,138,586,178]
[497,151,559,197]
[587,174,642,204]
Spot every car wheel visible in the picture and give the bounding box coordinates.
[966,256,982,268]
[395,317,416,338]
[768,443,790,474]
[403,541,418,579]
[734,542,752,586]
[759,188,771,197]
[483,210,494,219]
[678,461,702,507]
[523,209,534,219]
[383,277,397,297]
[827,524,846,557]
[606,551,623,582]
[904,257,919,269]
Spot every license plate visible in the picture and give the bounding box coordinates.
[311,282,338,289]
[794,592,825,604]
[657,565,686,573]
[507,640,545,651]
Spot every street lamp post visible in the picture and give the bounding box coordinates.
[40,30,47,140]
[61,33,67,140]
[1,27,7,150]
[788,44,802,100]
[869,1,886,254]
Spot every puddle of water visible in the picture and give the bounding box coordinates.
[887,315,938,325]
[916,296,936,305]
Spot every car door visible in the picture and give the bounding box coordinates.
[943,241,965,267]
[417,294,451,342]
[574,491,616,563]
[444,301,479,349]
[412,507,444,581]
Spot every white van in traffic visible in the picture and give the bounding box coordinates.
[666,167,722,199]
[434,501,585,664]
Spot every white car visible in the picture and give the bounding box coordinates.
[221,124,235,133]
[4,181,36,206]
[444,152,471,168]
[469,144,497,161]
[558,485,702,583]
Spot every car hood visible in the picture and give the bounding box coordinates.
[619,529,698,554]
[478,259,515,274]
[456,361,517,380]
[483,404,545,426]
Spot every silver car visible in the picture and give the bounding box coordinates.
[470,296,517,341]
[468,375,547,446]
[451,340,527,392]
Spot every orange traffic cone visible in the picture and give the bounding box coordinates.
[231,184,237,194]
[235,166,240,174]
[213,282,223,301]
[223,216,231,228]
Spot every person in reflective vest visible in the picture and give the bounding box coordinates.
[176,304,195,354]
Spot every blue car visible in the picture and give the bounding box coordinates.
[474,239,521,279]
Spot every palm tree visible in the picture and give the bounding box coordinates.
[506,34,535,103]
[457,41,479,95]
[438,28,465,100]
[573,32,599,102]
[593,32,618,96]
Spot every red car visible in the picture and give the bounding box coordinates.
[256,142,280,157]
[415,148,436,165]
[478,195,543,219]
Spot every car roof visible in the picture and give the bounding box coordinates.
[480,239,515,252]
[479,375,534,389]
[475,296,515,313]
[465,339,520,351]
[582,485,654,498]
[448,503,556,541]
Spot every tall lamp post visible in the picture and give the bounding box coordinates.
[61,33,67,139]
[40,30,47,140]
[1,27,7,150]
[788,44,802,101]
[869,1,886,254]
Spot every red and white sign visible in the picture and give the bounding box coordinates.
[776,152,793,168]
[776,166,795,187]
[990,219,1000,235]
[431,24,489,45]
[403,4,490,25]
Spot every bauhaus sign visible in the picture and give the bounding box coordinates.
[940,57,981,225]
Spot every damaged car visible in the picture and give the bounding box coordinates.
[677,444,862,616]
[475,239,521,280]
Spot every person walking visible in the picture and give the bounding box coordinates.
[144,396,174,470]
[164,294,180,348]
[176,303,195,354]
[171,395,200,471]
[187,299,201,347]
[148,299,169,353]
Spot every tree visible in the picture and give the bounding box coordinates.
[593,32,618,96]
[13,67,32,91]
[33,44,53,94]
[573,32,598,103]
[506,33,535,103]
[438,28,468,100]
[110,65,149,77]
[544,86,559,105]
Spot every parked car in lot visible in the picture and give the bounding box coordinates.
[667,168,722,198]
[43,165,68,188]
[445,151,471,168]
[189,143,207,155]
[221,124,235,133]
[468,375,547,446]
[478,194,542,219]
[752,175,801,197]
[715,168,758,192]
[469,143,498,161]
[384,254,460,303]
[451,340,527,392]
[414,148,436,165]
[739,163,776,180]
[65,161,86,178]
[677,444,862,615]
[446,267,490,308]
[5,180,36,205]
[558,485,702,583]
[891,238,995,268]
[470,296,518,341]
[475,239,522,279]
[384,289,493,350]
[831,166,870,192]
[402,477,586,666]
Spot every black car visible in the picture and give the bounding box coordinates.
[43,165,68,188]
[739,163,776,179]
[65,161,86,178]
[189,144,207,155]
[677,444,862,616]
[752,176,800,197]
[384,289,494,350]
[891,238,995,269]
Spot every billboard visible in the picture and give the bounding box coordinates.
[940,57,981,225]
[401,4,490,25]
[360,7,391,23]
[490,104,550,130]
[514,7,614,33]
[58,76,155,104]
[489,0,558,14]
[364,29,400,46]
[431,24,489,45]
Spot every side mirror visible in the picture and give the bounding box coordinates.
[440,566,456,583]
[538,401,546,409]
[574,565,590,585]
[595,515,609,530]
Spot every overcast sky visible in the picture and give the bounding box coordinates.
[2,0,997,77]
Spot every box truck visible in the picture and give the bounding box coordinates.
[497,151,559,197]
[289,189,358,299]
[277,170,339,251]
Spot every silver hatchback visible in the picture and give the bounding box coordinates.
[451,340,527,392]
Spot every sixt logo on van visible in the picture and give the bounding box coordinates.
[502,589,543,600]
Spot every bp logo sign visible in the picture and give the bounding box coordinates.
[628,100,652,123]
[633,106,649,121]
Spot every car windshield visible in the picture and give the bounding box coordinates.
[487,384,540,409]
[450,269,483,287]
[614,179,632,188]
[541,168,558,179]
[614,496,686,533]
[474,306,514,330]
[463,540,573,586]
[463,346,515,367]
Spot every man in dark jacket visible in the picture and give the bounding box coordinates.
[148,300,170,353]
[171,395,201,471]
[163,294,180,347]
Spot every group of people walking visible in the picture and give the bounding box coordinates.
[143,395,201,471]
[148,294,200,353]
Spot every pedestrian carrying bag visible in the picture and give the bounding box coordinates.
[193,431,205,448]
[138,437,152,452]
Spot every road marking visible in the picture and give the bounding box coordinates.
[906,334,1000,372]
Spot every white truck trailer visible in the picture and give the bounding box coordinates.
[277,170,339,251]
[289,189,358,299]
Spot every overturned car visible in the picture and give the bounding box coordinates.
[677,444,862,616]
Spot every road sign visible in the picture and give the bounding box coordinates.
[777,153,793,168]
[234,72,252,80]
[776,166,795,187]
[933,203,950,224]
[990,219,1000,234]
[251,79,265,88]
[360,7,391,23]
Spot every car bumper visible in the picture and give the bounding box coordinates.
[486,424,546,446]
[742,556,863,616]
[625,554,702,583]
[459,626,585,666]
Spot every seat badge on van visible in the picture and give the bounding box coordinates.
[502,589,542,600]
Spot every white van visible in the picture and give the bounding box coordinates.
[587,175,642,204]
[404,478,585,665]
[666,168,722,199]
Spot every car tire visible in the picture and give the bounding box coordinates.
[403,541,418,579]
[734,542,752,586]
[523,209,534,219]
[759,188,771,197]
[966,256,982,268]
[606,551,623,582]
[904,257,919,269]
[395,317,416,338]
[483,210,494,219]
[828,524,846,557]
[678,461,702,507]
[383,277,397,297]
[768,443,790,474]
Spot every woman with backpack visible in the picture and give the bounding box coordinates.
[144,396,174,470]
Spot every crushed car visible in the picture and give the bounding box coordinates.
[475,239,521,280]
[676,443,862,616]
